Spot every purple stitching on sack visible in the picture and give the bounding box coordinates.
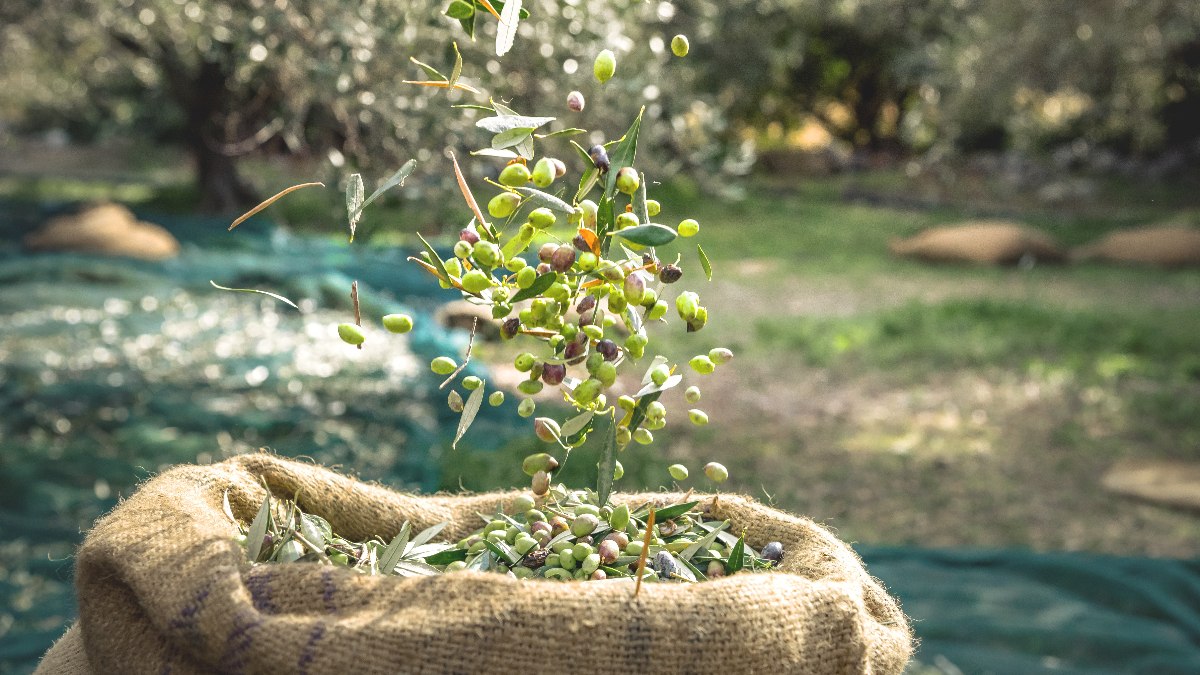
[297,622,327,674]
[246,569,278,613]
[167,584,211,634]
[322,568,337,613]
[219,608,263,674]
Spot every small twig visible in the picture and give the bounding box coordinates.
[439,318,478,389]
[633,507,655,598]
[351,281,362,350]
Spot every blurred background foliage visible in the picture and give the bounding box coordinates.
[2,0,1199,212]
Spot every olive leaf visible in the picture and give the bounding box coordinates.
[496,0,521,56]
[633,171,650,225]
[575,166,599,203]
[509,270,556,303]
[222,490,237,526]
[604,107,645,199]
[415,233,453,285]
[346,173,365,240]
[410,56,447,81]
[246,495,271,563]
[681,520,728,561]
[613,223,677,247]
[633,373,681,398]
[481,538,520,565]
[725,533,746,575]
[514,186,574,213]
[595,415,619,507]
[377,522,412,575]
[445,0,474,19]
[448,41,463,88]
[492,127,536,150]
[471,148,519,159]
[423,547,469,566]
[350,160,417,225]
[633,501,698,522]
[559,409,594,438]
[452,385,486,449]
[476,114,555,134]
[536,128,586,139]
[209,281,299,310]
[698,244,713,281]
[410,522,450,551]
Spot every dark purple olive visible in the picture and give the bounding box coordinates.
[538,242,559,263]
[563,339,586,365]
[459,228,480,245]
[573,234,590,251]
[658,263,683,284]
[551,246,576,273]
[501,317,520,340]
[576,295,597,314]
[589,145,610,173]
[762,541,784,564]
[541,363,566,385]
[595,339,618,361]
[654,551,678,579]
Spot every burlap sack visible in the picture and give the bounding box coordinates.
[889,221,1065,265]
[1070,225,1200,267]
[24,202,181,261]
[38,453,912,674]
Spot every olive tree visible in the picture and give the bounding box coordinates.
[1,0,725,212]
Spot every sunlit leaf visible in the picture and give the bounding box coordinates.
[725,533,745,575]
[449,42,463,88]
[410,522,451,551]
[496,0,521,56]
[515,186,574,213]
[612,223,677,247]
[633,374,681,398]
[604,107,645,198]
[492,126,536,150]
[354,159,417,221]
[472,148,519,159]
[345,173,365,240]
[395,560,442,577]
[596,416,619,507]
[209,281,299,310]
[476,114,555,134]
[537,127,586,140]
[445,0,475,19]
[378,522,412,575]
[634,501,698,522]
[698,244,713,280]
[453,385,486,449]
[246,495,271,563]
[416,233,453,284]
[482,538,519,565]
[681,520,727,561]
[560,409,594,438]
[633,171,650,225]
[509,271,556,303]
[410,57,447,81]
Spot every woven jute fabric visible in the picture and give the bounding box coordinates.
[38,453,912,674]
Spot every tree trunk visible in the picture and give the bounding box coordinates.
[189,138,258,213]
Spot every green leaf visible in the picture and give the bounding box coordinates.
[476,115,555,134]
[569,139,593,165]
[514,135,535,160]
[246,495,271,562]
[559,409,594,438]
[596,416,619,507]
[445,0,475,19]
[633,373,682,398]
[458,14,476,40]
[491,99,519,116]
[613,223,677,247]
[471,148,520,159]
[416,233,453,284]
[423,547,469,565]
[378,522,412,575]
[346,173,365,240]
[697,244,712,281]
[509,271,556,303]
[604,107,645,199]
[597,196,615,252]
[679,555,706,582]
[496,0,521,56]
[209,281,299,310]
[466,550,491,571]
[409,57,447,81]
[633,171,650,225]
[410,521,450,551]
[492,127,536,150]
[448,41,463,88]
[453,385,486,449]
[515,186,574,213]
[575,167,599,203]
[482,538,520,565]
[681,520,728,561]
[394,560,442,577]
[634,500,698,523]
[725,533,745,575]
[354,159,417,221]
[500,226,533,259]
[537,128,586,139]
